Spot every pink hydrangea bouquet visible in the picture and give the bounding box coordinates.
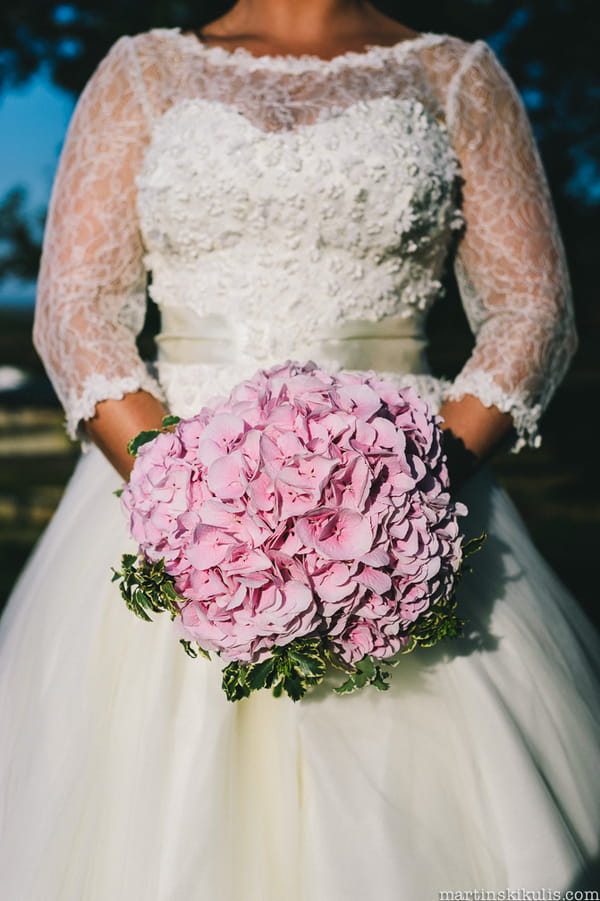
[113,361,480,701]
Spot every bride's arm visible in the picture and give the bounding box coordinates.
[436,41,577,485]
[84,392,167,480]
[33,36,167,480]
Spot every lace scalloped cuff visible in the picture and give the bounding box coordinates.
[444,372,543,452]
[65,369,166,447]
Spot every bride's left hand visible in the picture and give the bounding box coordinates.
[438,394,514,490]
[84,390,169,481]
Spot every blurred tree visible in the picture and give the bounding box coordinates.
[0,188,44,281]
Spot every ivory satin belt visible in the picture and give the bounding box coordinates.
[156,307,430,375]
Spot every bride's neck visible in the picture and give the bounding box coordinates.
[199,0,377,44]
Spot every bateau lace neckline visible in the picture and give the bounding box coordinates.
[173,27,449,72]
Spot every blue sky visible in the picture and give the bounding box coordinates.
[0,70,74,306]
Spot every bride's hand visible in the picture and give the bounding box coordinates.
[438,394,514,490]
[84,390,169,481]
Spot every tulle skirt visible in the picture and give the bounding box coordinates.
[1,445,599,900]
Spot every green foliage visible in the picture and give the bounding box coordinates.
[126,414,180,456]
[112,553,184,622]
[126,429,162,456]
[333,654,396,695]
[180,638,211,659]
[461,532,487,564]
[221,637,328,702]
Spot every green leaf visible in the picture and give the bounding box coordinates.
[113,487,124,498]
[283,670,307,702]
[323,646,356,673]
[124,417,181,459]
[245,657,277,691]
[163,581,183,600]
[222,663,251,702]
[127,429,162,457]
[215,638,330,702]
[355,656,375,680]
[287,646,326,682]
[333,674,362,695]
[331,655,395,695]
[180,639,198,659]
[113,554,184,624]
[463,531,487,559]
[399,636,417,655]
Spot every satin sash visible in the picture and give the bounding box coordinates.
[156,306,430,375]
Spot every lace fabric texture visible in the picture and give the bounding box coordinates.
[32,27,577,448]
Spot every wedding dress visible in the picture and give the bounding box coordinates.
[1,27,599,900]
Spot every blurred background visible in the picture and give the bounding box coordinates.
[0,0,598,621]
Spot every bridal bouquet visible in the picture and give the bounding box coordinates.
[113,361,480,701]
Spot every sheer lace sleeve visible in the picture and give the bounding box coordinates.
[442,41,577,450]
[32,36,164,441]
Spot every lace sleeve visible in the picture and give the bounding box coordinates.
[443,41,577,450]
[32,36,164,442]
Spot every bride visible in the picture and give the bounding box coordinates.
[1,0,599,897]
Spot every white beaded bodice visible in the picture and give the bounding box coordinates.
[33,27,577,450]
[139,89,461,410]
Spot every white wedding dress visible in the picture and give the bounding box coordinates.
[1,28,599,900]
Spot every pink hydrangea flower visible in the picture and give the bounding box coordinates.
[121,361,466,665]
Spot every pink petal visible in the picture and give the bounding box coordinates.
[278,454,335,492]
[298,509,373,561]
[186,525,233,569]
[207,450,248,499]
[334,384,381,419]
[356,565,392,594]
[197,413,246,465]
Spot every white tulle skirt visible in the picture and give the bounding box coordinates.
[1,445,599,900]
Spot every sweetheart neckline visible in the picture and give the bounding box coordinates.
[158,94,436,139]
